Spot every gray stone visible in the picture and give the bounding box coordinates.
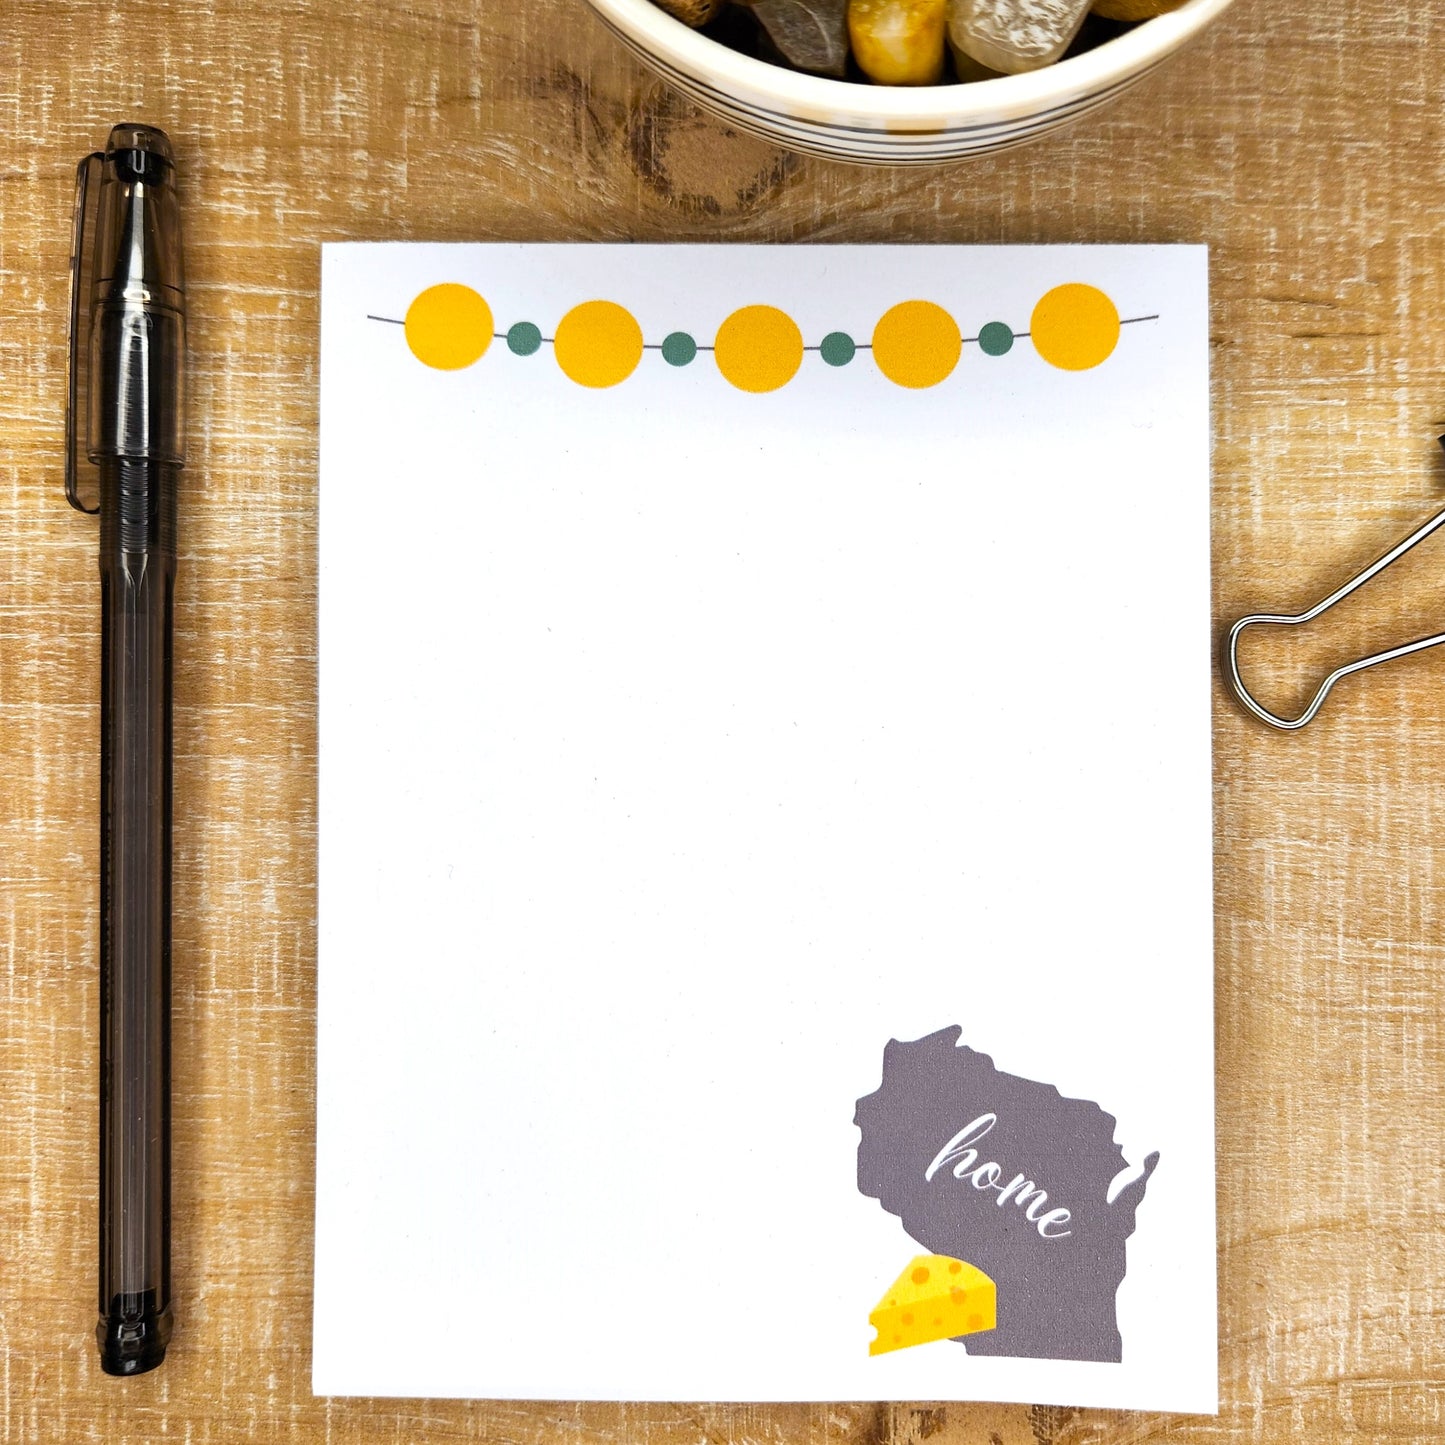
[744,0,851,76]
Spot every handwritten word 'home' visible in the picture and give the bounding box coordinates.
[924,1113,1073,1240]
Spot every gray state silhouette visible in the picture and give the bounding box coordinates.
[855,1026,1159,1363]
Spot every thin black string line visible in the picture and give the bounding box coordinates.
[365,313,1162,342]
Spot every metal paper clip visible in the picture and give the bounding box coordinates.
[1226,437,1445,730]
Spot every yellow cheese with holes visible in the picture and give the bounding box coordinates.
[868,1254,996,1356]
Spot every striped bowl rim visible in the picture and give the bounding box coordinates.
[587,0,1236,161]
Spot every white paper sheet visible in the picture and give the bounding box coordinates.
[314,243,1215,1411]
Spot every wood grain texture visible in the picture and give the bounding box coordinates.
[2,0,1443,1438]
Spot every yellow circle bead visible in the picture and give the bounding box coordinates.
[405,284,493,370]
[554,300,644,388]
[872,301,960,388]
[1030,284,1120,371]
[714,305,804,393]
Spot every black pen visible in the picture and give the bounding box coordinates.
[66,124,185,1375]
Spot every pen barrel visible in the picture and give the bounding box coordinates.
[97,457,176,1376]
[89,303,185,467]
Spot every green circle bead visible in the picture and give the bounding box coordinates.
[507,322,543,356]
[819,331,856,367]
[978,322,1015,357]
[661,331,697,366]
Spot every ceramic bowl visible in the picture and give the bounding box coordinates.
[586,0,1236,164]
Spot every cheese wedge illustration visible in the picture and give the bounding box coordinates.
[868,1253,996,1356]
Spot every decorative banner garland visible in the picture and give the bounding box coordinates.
[374,282,1157,391]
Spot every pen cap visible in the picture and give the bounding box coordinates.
[67,124,185,508]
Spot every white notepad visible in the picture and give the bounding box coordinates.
[314,243,1215,1412]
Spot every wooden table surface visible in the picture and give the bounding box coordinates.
[4,0,1444,1440]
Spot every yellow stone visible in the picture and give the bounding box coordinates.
[868,1253,996,1356]
[1090,0,1186,17]
[848,0,948,85]
[651,0,726,26]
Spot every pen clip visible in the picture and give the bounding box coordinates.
[66,151,103,515]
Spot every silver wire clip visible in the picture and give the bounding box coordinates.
[1225,437,1445,730]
